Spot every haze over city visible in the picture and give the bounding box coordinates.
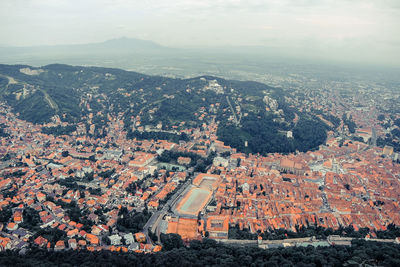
[1,0,400,66]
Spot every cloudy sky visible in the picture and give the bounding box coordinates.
[1,0,400,66]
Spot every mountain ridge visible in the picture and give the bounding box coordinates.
[0,37,168,50]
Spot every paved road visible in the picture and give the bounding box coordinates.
[142,176,193,244]
[226,96,240,126]
[219,235,399,248]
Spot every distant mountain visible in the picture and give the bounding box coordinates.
[99,37,167,50]
[0,37,186,78]
[0,37,172,55]
[0,63,329,154]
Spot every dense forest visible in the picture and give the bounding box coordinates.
[342,114,357,134]
[116,207,152,233]
[41,125,77,136]
[1,238,400,266]
[376,118,400,152]
[377,137,400,152]
[218,113,328,155]
[0,123,9,137]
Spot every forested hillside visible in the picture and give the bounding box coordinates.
[0,238,399,266]
[0,64,330,154]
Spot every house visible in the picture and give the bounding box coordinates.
[109,234,122,246]
[78,240,87,247]
[67,228,79,238]
[12,229,30,239]
[153,245,162,252]
[383,145,394,156]
[177,157,191,165]
[86,234,100,245]
[91,225,102,235]
[279,159,305,175]
[0,178,12,190]
[0,237,11,251]
[15,240,28,250]
[213,157,229,168]
[6,222,18,231]
[68,239,77,250]
[107,218,117,228]
[123,233,135,245]
[128,152,156,167]
[36,192,46,202]
[134,232,146,243]
[54,240,65,251]
[41,215,56,228]
[148,200,159,210]
[144,243,153,252]
[34,236,48,247]
[13,211,23,224]
[128,242,140,251]
[206,216,230,239]
[79,230,87,238]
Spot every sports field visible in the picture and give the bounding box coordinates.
[176,187,212,216]
[199,177,217,189]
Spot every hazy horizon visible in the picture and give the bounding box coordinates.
[1,0,400,67]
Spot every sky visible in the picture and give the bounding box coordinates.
[1,0,400,66]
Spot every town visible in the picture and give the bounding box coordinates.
[0,68,399,254]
